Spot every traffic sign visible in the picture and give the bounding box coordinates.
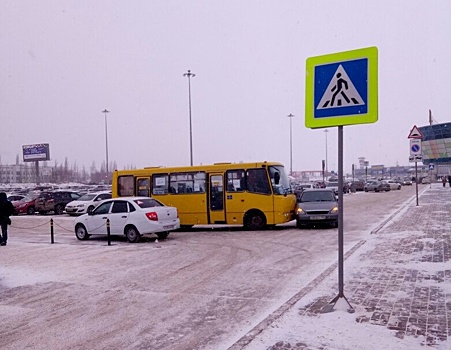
[305,46,378,128]
[408,125,423,139]
[409,155,423,163]
[410,139,422,155]
[429,164,435,170]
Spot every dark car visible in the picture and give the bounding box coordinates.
[295,188,338,228]
[364,180,390,192]
[350,180,365,191]
[401,178,413,186]
[35,191,81,215]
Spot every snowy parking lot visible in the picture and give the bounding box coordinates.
[1,186,421,349]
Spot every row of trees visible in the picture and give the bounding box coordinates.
[0,155,138,184]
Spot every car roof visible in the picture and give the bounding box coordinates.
[103,196,153,201]
[84,191,111,195]
[301,188,335,193]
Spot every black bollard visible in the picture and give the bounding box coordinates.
[50,218,54,244]
[106,218,111,246]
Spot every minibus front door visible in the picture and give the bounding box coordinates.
[208,174,226,224]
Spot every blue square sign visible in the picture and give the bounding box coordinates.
[314,58,368,118]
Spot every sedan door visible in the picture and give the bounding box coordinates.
[107,200,130,234]
[86,201,113,234]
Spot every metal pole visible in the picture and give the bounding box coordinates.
[338,126,344,296]
[415,161,419,206]
[183,70,196,166]
[50,218,54,244]
[321,126,353,314]
[324,129,329,177]
[35,160,40,185]
[107,218,111,246]
[102,109,110,174]
[287,114,295,175]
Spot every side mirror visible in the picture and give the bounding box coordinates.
[274,172,280,185]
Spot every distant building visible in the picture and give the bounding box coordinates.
[419,122,451,176]
[0,164,52,184]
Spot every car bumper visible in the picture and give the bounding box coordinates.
[138,220,181,234]
[296,214,338,224]
[65,207,86,215]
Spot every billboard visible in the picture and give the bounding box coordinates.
[22,143,50,162]
[419,123,451,165]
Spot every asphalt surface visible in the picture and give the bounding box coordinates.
[232,183,451,349]
[1,184,446,350]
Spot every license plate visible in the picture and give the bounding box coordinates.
[163,225,174,229]
[310,215,326,220]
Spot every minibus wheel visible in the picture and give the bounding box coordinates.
[244,211,266,230]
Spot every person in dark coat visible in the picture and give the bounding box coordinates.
[0,192,15,246]
[448,175,451,188]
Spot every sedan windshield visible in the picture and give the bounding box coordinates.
[301,191,336,202]
[77,194,97,201]
[134,198,164,208]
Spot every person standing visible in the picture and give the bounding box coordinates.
[0,192,15,246]
[448,175,451,188]
[443,176,447,188]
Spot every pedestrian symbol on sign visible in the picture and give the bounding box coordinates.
[317,65,365,109]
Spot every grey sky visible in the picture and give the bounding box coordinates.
[1,1,450,174]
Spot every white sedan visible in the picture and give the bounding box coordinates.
[386,180,402,190]
[65,191,112,216]
[74,197,180,243]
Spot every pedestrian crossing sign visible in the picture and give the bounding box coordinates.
[305,47,378,128]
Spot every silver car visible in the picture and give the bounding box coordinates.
[295,189,338,228]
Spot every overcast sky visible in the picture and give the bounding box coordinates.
[1,1,450,174]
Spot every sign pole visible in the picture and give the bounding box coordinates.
[321,126,354,313]
[305,47,377,314]
[338,126,344,296]
[415,161,419,206]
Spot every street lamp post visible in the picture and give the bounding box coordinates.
[287,113,295,175]
[102,109,110,174]
[183,70,196,166]
[324,129,329,178]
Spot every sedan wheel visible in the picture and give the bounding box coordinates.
[125,226,141,243]
[55,204,64,215]
[27,206,35,215]
[75,224,90,240]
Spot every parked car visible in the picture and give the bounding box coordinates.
[74,197,180,242]
[386,180,402,190]
[65,191,112,216]
[295,189,338,228]
[364,180,391,192]
[7,194,26,202]
[293,183,314,199]
[350,180,365,191]
[12,194,40,215]
[35,191,81,215]
[325,182,339,195]
[421,177,431,184]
